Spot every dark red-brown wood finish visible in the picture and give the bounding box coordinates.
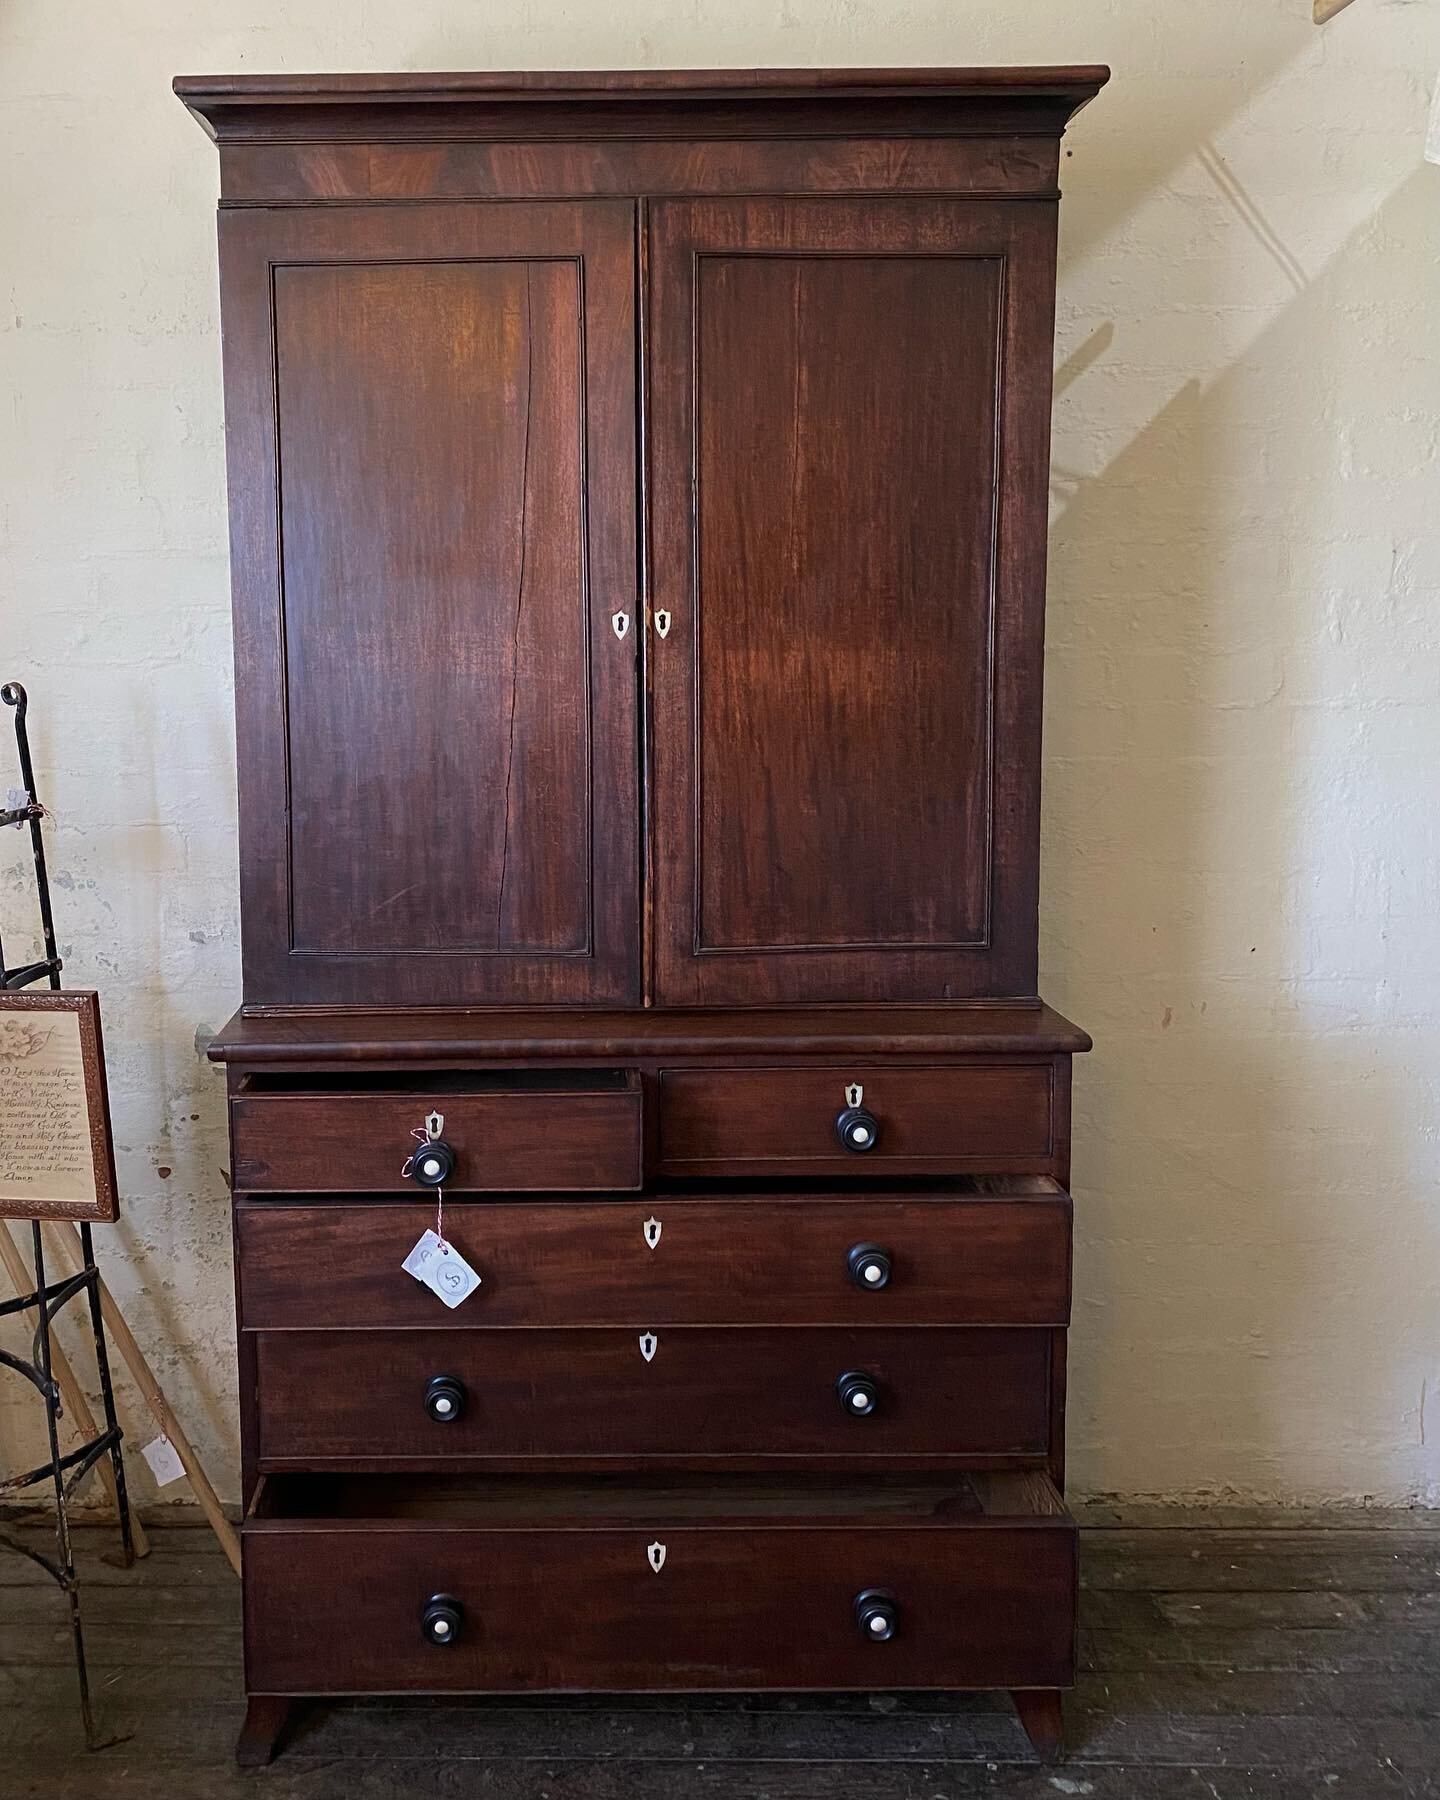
[648,196,1057,1003]
[243,1473,1076,1698]
[235,1185,1073,1329]
[218,202,640,1006]
[180,64,1104,1768]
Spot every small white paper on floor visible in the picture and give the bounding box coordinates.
[141,1434,187,1487]
[402,1228,481,1309]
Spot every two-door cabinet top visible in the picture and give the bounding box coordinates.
[182,68,1106,1010]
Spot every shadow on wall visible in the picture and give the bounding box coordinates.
[1045,118,1440,1504]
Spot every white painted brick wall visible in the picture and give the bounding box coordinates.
[1,1,1437,1509]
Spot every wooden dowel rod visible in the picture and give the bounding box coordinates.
[44,1223,241,1577]
[1314,0,1358,21]
[0,1224,150,1557]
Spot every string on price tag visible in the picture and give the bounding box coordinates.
[401,1128,447,1246]
[400,1120,479,1306]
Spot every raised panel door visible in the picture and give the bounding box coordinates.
[648,198,1058,1003]
[219,202,639,1004]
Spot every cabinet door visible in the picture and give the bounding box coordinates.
[648,199,1056,1004]
[219,203,639,1004]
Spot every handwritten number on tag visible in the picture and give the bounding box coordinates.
[402,1228,481,1310]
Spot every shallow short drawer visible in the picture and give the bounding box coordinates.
[231,1070,642,1193]
[657,1064,1055,1176]
[237,1182,1071,1329]
[244,1470,1076,1695]
[253,1326,1052,1466]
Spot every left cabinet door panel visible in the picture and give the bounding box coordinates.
[218,203,640,1004]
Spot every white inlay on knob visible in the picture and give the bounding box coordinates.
[869,1615,887,1633]
[851,1392,869,1410]
[434,1396,452,1415]
[422,1157,441,1178]
[433,1620,451,1637]
[852,1126,871,1145]
[863,1264,883,1285]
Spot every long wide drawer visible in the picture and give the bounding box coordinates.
[657,1063,1057,1176]
[253,1326,1052,1465]
[231,1072,642,1193]
[237,1184,1072,1329]
[245,1470,1077,1694]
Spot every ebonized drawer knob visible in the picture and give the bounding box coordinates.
[424,1374,466,1423]
[410,1138,455,1188]
[835,1369,881,1417]
[847,1243,893,1290]
[835,1105,880,1153]
[854,1590,898,1642]
[421,1593,463,1645]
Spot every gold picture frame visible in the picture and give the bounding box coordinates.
[0,990,119,1222]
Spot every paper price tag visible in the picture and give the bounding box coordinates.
[402,1228,481,1310]
[141,1434,187,1488]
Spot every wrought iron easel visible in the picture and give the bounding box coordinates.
[0,680,136,1752]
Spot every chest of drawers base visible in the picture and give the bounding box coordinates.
[216,1006,1087,1767]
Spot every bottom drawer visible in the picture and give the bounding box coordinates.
[244,1471,1075,1694]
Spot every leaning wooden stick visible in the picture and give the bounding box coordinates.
[0,1224,150,1558]
[44,1223,241,1577]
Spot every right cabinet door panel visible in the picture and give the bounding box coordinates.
[648,199,1057,1004]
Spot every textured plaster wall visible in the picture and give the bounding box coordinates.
[1,1,1438,1511]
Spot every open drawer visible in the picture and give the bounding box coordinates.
[230,1068,643,1193]
[244,1470,1076,1694]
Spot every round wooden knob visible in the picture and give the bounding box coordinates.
[835,1369,881,1417]
[424,1374,466,1423]
[854,1589,898,1641]
[847,1243,893,1290]
[410,1139,455,1187]
[835,1105,880,1153]
[421,1593,463,1645]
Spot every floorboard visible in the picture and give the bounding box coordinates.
[1,1516,1437,1800]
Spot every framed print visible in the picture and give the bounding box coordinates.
[0,990,119,1222]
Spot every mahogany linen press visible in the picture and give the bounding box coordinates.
[176,66,1106,1766]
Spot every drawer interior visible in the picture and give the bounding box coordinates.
[237,1068,635,1096]
[251,1469,1070,1527]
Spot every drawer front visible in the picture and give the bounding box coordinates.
[657,1064,1055,1175]
[238,1193,1071,1329]
[254,1327,1051,1464]
[231,1088,642,1193]
[245,1514,1075,1696]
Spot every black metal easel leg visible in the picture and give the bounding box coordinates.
[76,1222,135,1568]
[30,1224,106,1752]
[0,684,132,1751]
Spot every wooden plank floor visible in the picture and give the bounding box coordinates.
[2,1514,1438,1799]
